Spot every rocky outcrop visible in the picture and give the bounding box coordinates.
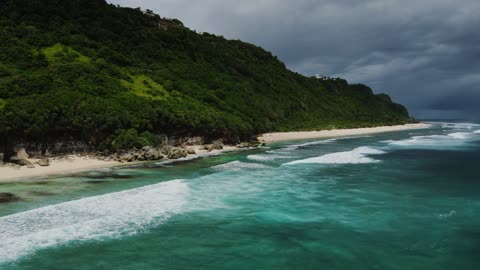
[118,153,135,163]
[160,145,173,155]
[144,148,163,160]
[38,158,50,167]
[181,137,205,146]
[2,136,261,167]
[202,140,224,152]
[236,141,262,148]
[8,141,89,158]
[167,147,188,159]
[10,157,35,168]
[16,148,29,160]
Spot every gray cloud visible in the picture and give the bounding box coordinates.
[109,0,480,119]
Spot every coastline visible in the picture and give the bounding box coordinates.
[258,123,430,143]
[0,123,430,182]
[0,145,238,182]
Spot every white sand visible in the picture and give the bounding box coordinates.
[0,145,239,182]
[258,123,430,143]
[0,124,429,182]
[0,156,122,182]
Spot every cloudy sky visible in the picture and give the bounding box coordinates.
[110,0,480,119]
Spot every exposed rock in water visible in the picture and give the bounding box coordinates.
[0,193,22,203]
[186,148,196,155]
[168,147,188,159]
[38,158,50,167]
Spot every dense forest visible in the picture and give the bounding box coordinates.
[0,0,411,159]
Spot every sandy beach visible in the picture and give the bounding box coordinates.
[0,156,122,182]
[0,145,237,182]
[258,123,430,143]
[0,123,429,182]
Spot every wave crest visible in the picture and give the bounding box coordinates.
[441,122,479,129]
[247,154,293,161]
[387,131,476,148]
[212,161,271,171]
[0,180,189,263]
[284,147,386,165]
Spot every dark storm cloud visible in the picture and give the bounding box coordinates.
[110,0,480,119]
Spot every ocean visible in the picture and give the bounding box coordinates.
[1,122,479,269]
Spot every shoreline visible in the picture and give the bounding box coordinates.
[258,123,430,143]
[0,123,430,182]
[0,145,238,182]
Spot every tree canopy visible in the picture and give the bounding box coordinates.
[0,0,411,151]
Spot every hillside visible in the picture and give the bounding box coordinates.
[0,0,411,159]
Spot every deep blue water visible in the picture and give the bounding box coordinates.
[1,122,479,269]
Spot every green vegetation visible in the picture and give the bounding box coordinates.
[107,129,161,151]
[0,0,411,154]
[0,99,6,110]
[121,75,169,100]
[42,43,91,64]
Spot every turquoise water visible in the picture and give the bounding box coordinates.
[1,122,480,269]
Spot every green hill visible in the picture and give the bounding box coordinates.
[0,0,411,157]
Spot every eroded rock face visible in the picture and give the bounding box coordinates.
[168,147,188,159]
[145,148,163,160]
[16,148,29,160]
[204,140,224,151]
[160,146,173,156]
[0,193,21,203]
[10,157,34,168]
[236,141,262,148]
[38,158,50,167]
[182,137,204,146]
[186,148,196,155]
[119,153,135,163]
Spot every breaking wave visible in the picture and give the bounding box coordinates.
[0,180,189,263]
[247,154,294,161]
[284,147,386,165]
[266,139,337,155]
[287,139,337,149]
[386,132,476,148]
[441,122,480,130]
[211,161,271,171]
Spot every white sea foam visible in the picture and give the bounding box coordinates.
[387,132,474,147]
[441,122,479,129]
[284,147,386,165]
[267,139,337,154]
[438,210,457,219]
[211,161,271,171]
[246,154,293,161]
[474,130,480,134]
[447,132,471,139]
[288,139,337,149]
[0,180,189,263]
